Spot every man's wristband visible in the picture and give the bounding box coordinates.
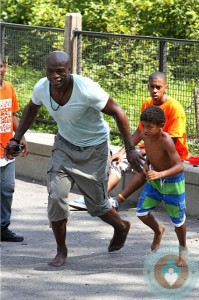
[125,145,135,151]
[10,137,20,143]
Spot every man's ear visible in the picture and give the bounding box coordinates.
[160,123,165,128]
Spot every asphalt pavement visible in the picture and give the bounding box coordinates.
[1,175,199,300]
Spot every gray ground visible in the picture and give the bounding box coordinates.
[1,175,199,300]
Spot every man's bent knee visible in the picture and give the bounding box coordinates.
[48,196,70,222]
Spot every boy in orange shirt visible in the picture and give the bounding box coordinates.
[0,55,28,242]
[109,71,188,206]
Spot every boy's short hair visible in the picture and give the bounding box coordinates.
[149,71,166,83]
[140,106,165,125]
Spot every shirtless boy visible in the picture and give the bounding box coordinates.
[136,105,187,267]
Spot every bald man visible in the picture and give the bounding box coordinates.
[6,51,144,266]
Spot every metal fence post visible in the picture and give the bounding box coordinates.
[194,87,199,140]
[0,22,2,53]
[0,22,5,55]
[159,40,167,73]
[64,13,82,74]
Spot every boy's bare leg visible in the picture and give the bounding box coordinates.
[99,207,130,252]
[138,213,165,251]
[48,219,68,267]
[175,223,188,267]
[107,173,120,192]
[114,172,146,204]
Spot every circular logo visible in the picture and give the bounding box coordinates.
[144,245,199,299]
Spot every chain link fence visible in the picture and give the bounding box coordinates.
[1,22,199,142]
[75,31,199,141]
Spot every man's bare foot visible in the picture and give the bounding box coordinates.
[178,246,188,267]
[151,225,165,252]
[48,248,68,267]
[108,220,130,252]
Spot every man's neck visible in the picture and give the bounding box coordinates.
[153,94,169,106]
[161,94,168,103]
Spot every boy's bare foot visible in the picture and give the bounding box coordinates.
[178,246,188,267]
[151,225,165,252]
[48,248,68,267]
[108,220,130,252]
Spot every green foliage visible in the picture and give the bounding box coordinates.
[30,121,58,134]
[109,134,123,146]
[1,0,33,24]
[1,0,199,39]
[188,142,199,156]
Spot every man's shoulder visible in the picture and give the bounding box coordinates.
[72,74,100,88]
[166,97,184,110]
[35,77,48,86]
[167,96,180,103]
[33,77,48,91]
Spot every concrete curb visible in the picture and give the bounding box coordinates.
[16,131,199,217]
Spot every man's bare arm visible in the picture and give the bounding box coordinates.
[102,97,145,172]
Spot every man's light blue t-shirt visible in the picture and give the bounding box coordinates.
[31,74,110,146]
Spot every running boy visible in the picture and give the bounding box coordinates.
[136,105,187,267]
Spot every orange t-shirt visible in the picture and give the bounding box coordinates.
[138,97,189,161]
[0,81,19,158]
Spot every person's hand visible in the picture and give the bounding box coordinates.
[4,137,28,159]
[4,141,22,159]
[111,151,124,164]
[126,148,145,173]
[146,170,162,180]
[142,162,150,175]
[139,148,146,156]
[20,136,28,157]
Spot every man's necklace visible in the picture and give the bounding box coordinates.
[49,76,71,111]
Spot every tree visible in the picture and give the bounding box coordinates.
[1,0,199,39]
